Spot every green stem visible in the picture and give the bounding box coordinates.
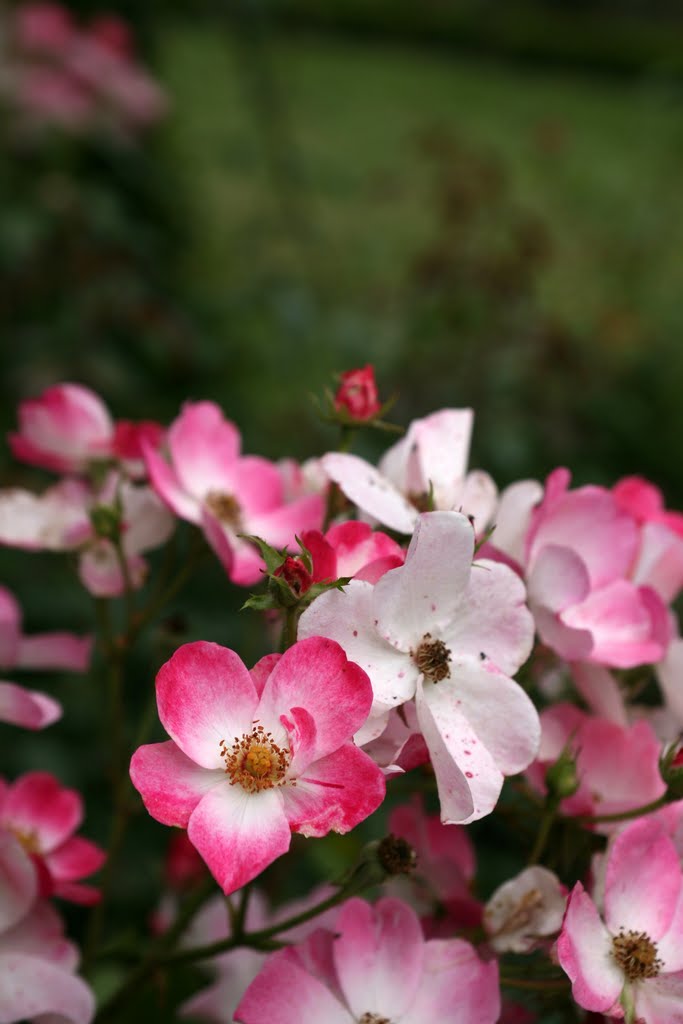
[499,975,569,992]
[576,794,669,826]
[527,797,559,865]
[281,605,299,651]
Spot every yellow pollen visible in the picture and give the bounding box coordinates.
[612,929,663,981]
[413,632,451,683]
[220,724,290,794]
[10,826,41,855]
[205,490,242,529]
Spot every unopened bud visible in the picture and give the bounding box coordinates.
[545,746,579,800]
[660,741,683,798]
[89,503,122,541]
[333,365,381,422]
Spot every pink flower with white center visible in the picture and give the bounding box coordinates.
[322,408,497,535]
[558,817,683,1023]
[9,383,114,474]
[235,896,500,1024]
[299,510,538,823]
[492,468,670,669]
[483,866,566,953]
[0,585,91,674]
[143,401,324,585]
[0,773,105,905]
[129,638,385,895]
[526,704,666,832]
[387,797,481,931]
[0,831,94,1024]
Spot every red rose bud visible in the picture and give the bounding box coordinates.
[660,741,683,797]
[274,556,313,598]
[334,365,381,421]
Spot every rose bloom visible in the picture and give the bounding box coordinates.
[130,637,385,894]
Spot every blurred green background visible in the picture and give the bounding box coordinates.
[2,2,683,1020]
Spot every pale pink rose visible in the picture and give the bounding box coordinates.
[300,511,538,823]
[526,703,665,832]
[322,408,497,535]
[494,468,670,669]
[9,383,114,473]
[558,817,683,1022]
[483,866,566,953]
[235,896,500,1024]
[143,401,323,585]
[0,772,105,905]
[130,638,385,894]
[0,479,91,552]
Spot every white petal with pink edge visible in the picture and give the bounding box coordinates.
[557,883,623,1012]
[333,898,424,1020]
[156,642,258,770]
[188,784,290,895]
[129,741,224,826]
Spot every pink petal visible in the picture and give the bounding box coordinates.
[604,819,681,939]
[490,479,543,566]
[322,452,417,534]
[657,638,683,723]
[0,484,89,551]
[298,581,417,712]
[130,741,223,826]
[634,973,683,1024]
[45,836,105,883]
[156,642,258,770]
[0,681,61,729]
[188,784,291,895]
[562,579,666,668]
[557,883,623,1012]
[0,587,21,666]
[250,653,282,699]
[225,456,283,516]
[235,947,352,1024]
[397,409,474,499]
[529,475,638,588]
[335,898,423,1019]
[2,772,81,853]
[0,832,37,931]
[528,544,591,613]
[657,891,683,971]
[143,442,200,523]
[0,900,77,969]
[324,521,403,579]
[401,938,500,1024]
[300,529,337,582]
[374,511,475,650]
[633,522,683,602]
[200,508,236,578]
[283,743,385,837]
[249,493,325,549]
[167,401,241,498]
[16,632,92,672]
[0,952,94,1024]
[257,637,373,765]
[571,663,628,726]
[444,558,534,676]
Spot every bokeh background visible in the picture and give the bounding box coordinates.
[2,2,683,1020]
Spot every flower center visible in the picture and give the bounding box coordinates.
[612,929,663,981]
[220,724,290,794]
[358,1016,392,1024]
[205,490,242,529]
[413,632,451,683]
[9,826,41,855]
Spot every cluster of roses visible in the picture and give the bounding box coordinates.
[3,369,683,1023]
[0,2,166,140]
